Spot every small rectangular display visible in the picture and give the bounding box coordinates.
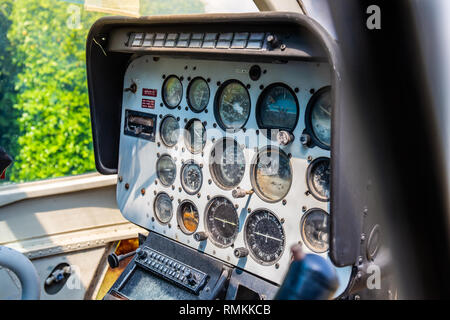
[124,109,157,141]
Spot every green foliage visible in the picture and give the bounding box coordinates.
[140,0,204,15]
[5,0,103,182]
[0,0,20,166]
[0,0,205,184]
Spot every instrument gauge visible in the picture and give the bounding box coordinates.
[180,160,203,195]
[153,192,173,224]
[184,119,206,154]
[160,115,180,147]
[177,200,199,234]
[306,86,331,149]
[244,209,285,265]
[307,157,330,202]
[209,138,246,190]
[187,77,210,112]
[215,80,251,131]
[251,147,293,203]
[162,75,183,109]
[301,209,330,253]
[205,197,239,248]
[256,83,299,132]
[156,154,176,186]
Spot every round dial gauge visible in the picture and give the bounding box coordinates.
[162,75,183,108]
[177,200,199,234]
[184,119,206,154]
[153,192,173,224]
[301,209,330,253]
[244,209,285,265]
[307,157,330,202]
[160,116,180,147]
[209,138,246,190]
[205,197,239,248]
[156,154,176,186]
[256,83,299,132]
[251,147,293,203]
[306,86,331,149]
[181,160,203,195]
[215,80,251,131]
[187,77,210,112]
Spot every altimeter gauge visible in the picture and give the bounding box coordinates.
[180,160,203,195]
[244,209,285,265]
[205,196,239,248]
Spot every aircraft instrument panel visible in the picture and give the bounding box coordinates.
[116,55,352,294]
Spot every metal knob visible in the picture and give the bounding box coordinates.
[234,247,249,258]
[266,34,279,49]
[277,130,294,146]
[300,133,312,147]
[232,188,254,199]
[194,232,208,242]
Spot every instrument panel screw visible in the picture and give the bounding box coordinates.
[157,142,160,147]
[310,88,315,94]
[182,148,185,152]
[162,74,166,79]
[305,191,310,196]
[178,106,181,110]
[154,190,157,195]
[213,123,217,128]
[151,217,155,222]
[282,199,287,205]
[187,77,191,81]
[178,199,181,204]
[259,84,264,90]
[118,176,123,182]
[184,65,188,70]
[354,295,361,300]
[208,179,212,185]
[280,44,286,51]
[294,87,299,93]
[171,185,175,190]
[217,81,221,86]
[178,187,182,192]
[275,263,280,269]
[207,78,211,82]
[170,196,174,201]
[193,66,197,70]
[185,107,188,111]
[247,208,251,213]
[180,76,184,81]
[157,153,160,158]
[213,250,216,255]
[155,180,158,185]
[203,121,207,126]
[205,109,208,114]
[246,84,251,89]
[302,206,307,212]
[159,114,162,118]
[197,193,201,198]
[361,233,366,242]
[280,218,285,224]
[234,204,239,209]
[168,224,172,228]
[184,118,187,123]
[125,183,129,190]
[141,188,146,195]
[199,163,203,169]
[207,195,211,200]
[307,155,313,162]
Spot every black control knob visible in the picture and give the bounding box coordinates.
[136,247,147,259]
[194,232,208,242]
[107,250,137,269]
[300,133,312,147]
[266,34,279,49]
[234,247,249,258]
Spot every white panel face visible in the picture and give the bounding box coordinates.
[117,56,352,296]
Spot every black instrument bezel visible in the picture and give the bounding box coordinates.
[213,79,251,133]
[186,77,210,113]
[304,86,331,150]
[162,74,183,109]
[255,82,300,133]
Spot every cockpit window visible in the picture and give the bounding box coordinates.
[0,0,258,185]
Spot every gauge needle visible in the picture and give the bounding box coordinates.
[319,104,331,116]
[254,232,282,242]
[214,217,236,226]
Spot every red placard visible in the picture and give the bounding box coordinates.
[142,88,157,97]
[142,99,155,109]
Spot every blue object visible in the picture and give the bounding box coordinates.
[275,254,339,300]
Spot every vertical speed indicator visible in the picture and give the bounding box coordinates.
[244,209,285,265]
